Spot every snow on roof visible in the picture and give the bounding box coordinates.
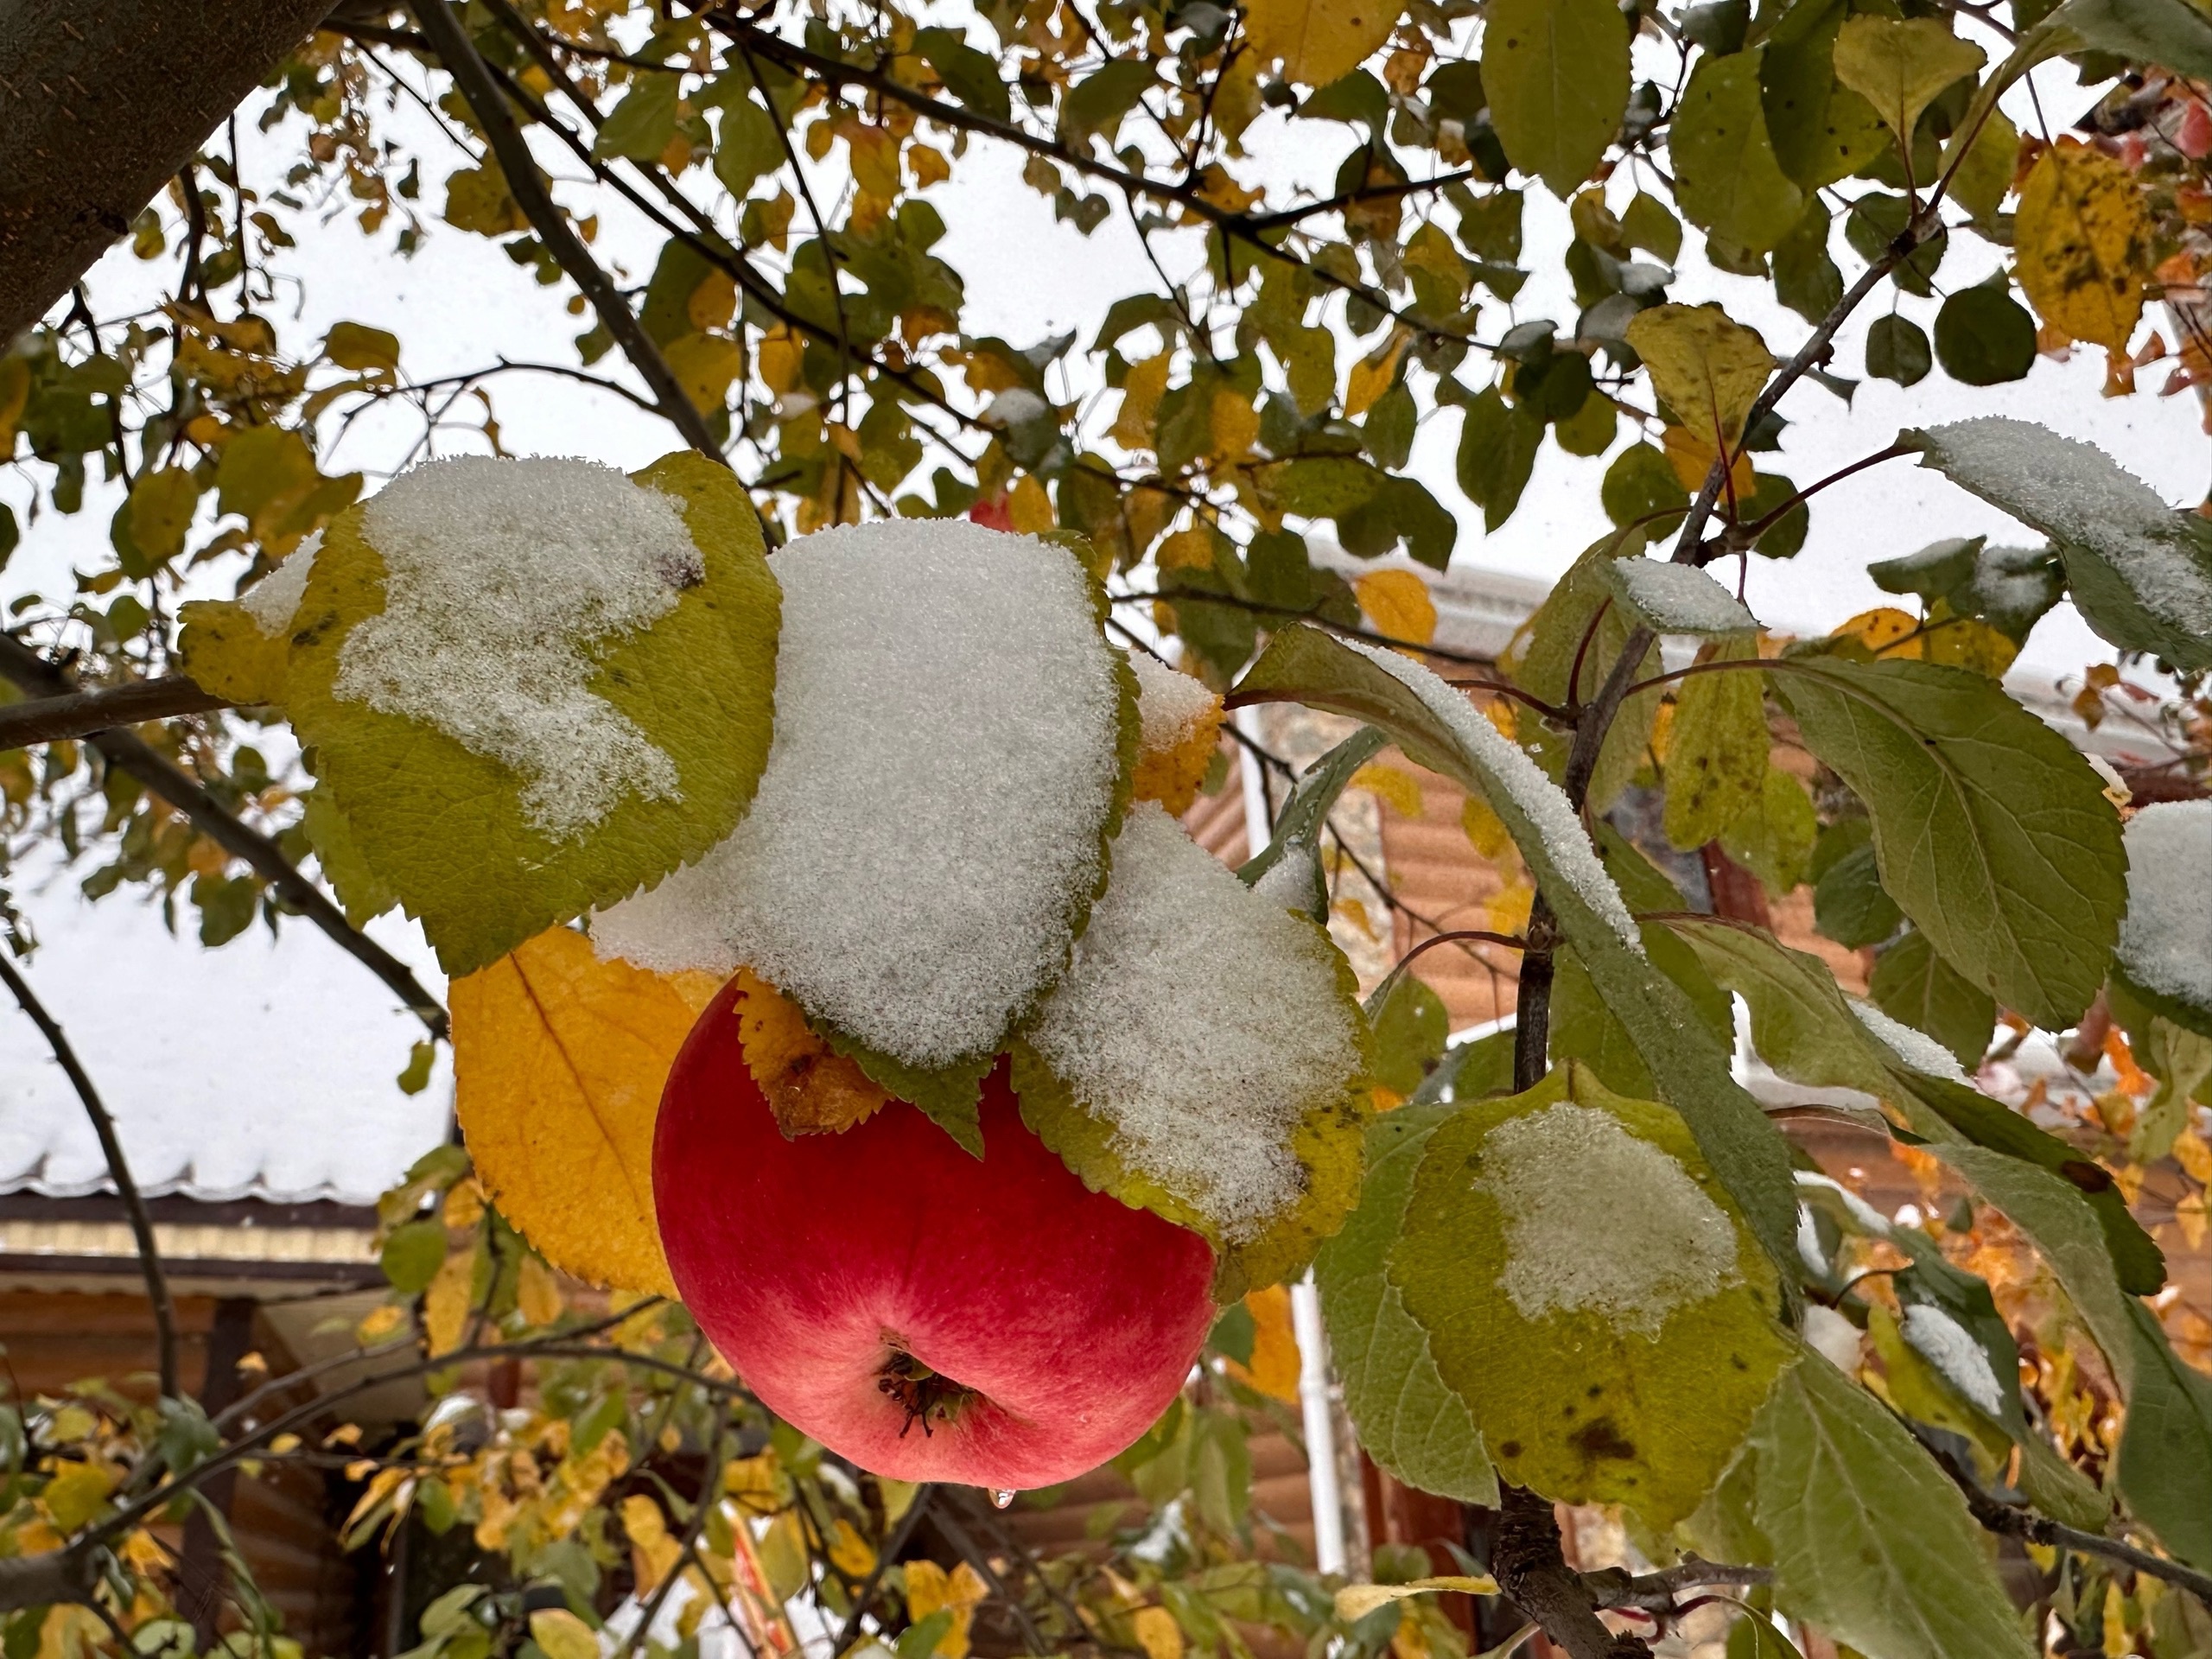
[0,854,450,1207]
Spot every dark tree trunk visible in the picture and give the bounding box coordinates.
[0,0,335,345]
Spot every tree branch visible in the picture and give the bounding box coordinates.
[0,634,448,1040]
[0,952,179,1398]
[1491,1486,1650,1659]
[0,675,232,748]
[408,0,728,464]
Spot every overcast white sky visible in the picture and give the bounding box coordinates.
[0,22,2192,1196]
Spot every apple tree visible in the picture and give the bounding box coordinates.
[2,1,2212,1658]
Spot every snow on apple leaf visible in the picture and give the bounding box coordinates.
[287,451,779,976]
[178,531,321,706]
[2113,800,2212,1036]
[1909,416,2212,670]
[594,518,1138,1142]
[1605,557,1759,638]
[452,924,721,1295]
[1128,652,1224,816]
[1384,1062,1793,1526]
[1013,803,1369,1298]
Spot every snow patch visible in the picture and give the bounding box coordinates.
[337,457,699,840]
[243,531,321,637]
[1025,803,1363,1240]
[1344,640,1643,953]
[1796,1203,1829,1278]
[1802,1305,1862,1371]
[1794,1170,1891,1236]
[1478,1102,1740,1336]
[1249,843,1319,912]
[595,518,1124,1071]
[1901,1303,2005,1417]
[1130,653,1217,753]
[1849,997,1972,1084]
[1609,558,1758,637]
[2115,800,2212,1016]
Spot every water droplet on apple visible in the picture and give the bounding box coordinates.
[990,1489,1015,1510]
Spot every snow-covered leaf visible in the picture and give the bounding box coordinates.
[1909,417,2212,669]
[1235,625,1801,1274]
[1605,558,1758,638]
[2112,800,2212,1038]
[288,452,780,976]
[1771,654,2126,1027]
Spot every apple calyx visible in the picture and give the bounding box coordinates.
[874,1347,978,1437]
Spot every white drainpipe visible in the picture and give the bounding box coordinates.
[1235,714,1349,1576]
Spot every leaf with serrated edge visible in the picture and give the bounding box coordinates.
[1234,626,1801,1277]
[1389,1064,1793,1524]
[179,598,289,705]
[453,926,718,1295]
[1747,1353,2033,1659]
[287,452,780,976]
[1770,654,2125,1027]
[1316,1100,1500,1504]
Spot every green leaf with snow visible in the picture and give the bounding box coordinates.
[1605,558,1758,639]
[287,451,780,976]
[1315,1101,1499,1505]
[1385,1063,1793,1524]
[1869,928,1995,1071]
[1014,804,1370,1298]
[1505,531,1662,813]
[1233,625,1801,1277]
[1744,1353,2035,1659]
[1908,418,2212,671]
[2112,802,2212,1039]
[1770,654,2126,1028]
[1237,724,1388,916]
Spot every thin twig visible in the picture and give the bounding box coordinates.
[0,954,179,1398]
[0,676,232,748]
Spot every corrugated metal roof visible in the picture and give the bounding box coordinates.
[0,852,451,1207]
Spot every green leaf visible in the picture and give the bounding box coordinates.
[1868,536,2064,641]
[1726,1617,1803,1659]
[300,785,398,927]
[2113,1296,2212,1568]
[1481,0,1631,196]
[1238,725,1388,913]
[1370,974,1450,1096]
[1772,201,1845,323]
[1869,928,1996,1069]
[1671,50,1806,254]
[1745,1354,2035,1659]
[1387,1065,1794,1524]
[1717,766,1817,896]
[1663,644,1769,850]
[287,452,781,976]
[1866,315,1932,386]
[1935,285,2037,385]
[2048,0,2212,79]
[1770,654,2126,1027]
[714,96,786,199]
[1830,16,1986,145]
[381,1217,449,1294]
[1506,531,1662,813]
[1457,389,1543,529]
[1060,59,1157,147]
[1813,835,1903,949]
[119,467,201,572]
[912,28,1013,121]
[594,73,682,162]
[1946,108,2022,220]
[1761,0,1892,188]
[1315,1101,1500,1504]
[1233,626,1802,1274]
[1602,442,1689,531]
[1909,416,2212,670]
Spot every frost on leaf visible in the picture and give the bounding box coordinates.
[1380,1062,1792,1525]
[287,450,780,976]
[594,518,1136,1127]
[1900,1303,2005,1417]
[1128,653,1225,816]
[1849,997,1972,1084]
[1605,558,1758,638]
[1910,416,2212,669]
[2113,799,2212,1030]
[177,531,322,706]
[1014,803,1369,1296]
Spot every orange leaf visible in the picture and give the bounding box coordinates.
[733,969,894,1135]
[454,926,720,1295]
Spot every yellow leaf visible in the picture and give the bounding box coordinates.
[1830,16,1985,147]
[1834,607,1920,652]
[1113,353,1173,450]
[1354,569,1438,645]
[1131,671,1226,818]
[443,1178,485,1230]
[733,968,894,1135]
[1230,1283,1303,1402]
[1007,473,1055,532]
[2015,139,2151,353]
[1210,388,1261,462]
[178,596,290,706]
[355,1302,406,1344]
[1627,306,1774,453]
[1662,424,1755,497]
[423,1245,474,1357]
[1487,878,1534,935]
[518,1254,566,1326]
[2175,1126,2212,1184]
[1345,328,1411,417]
[1334,1577,1500,1622]
[827,1517,875,1578]
[1351,762,1426,819]
[624,1494,683,1592]
[758,325,804,395]
[1461,795,1512,861]
[531,1611,601,1659]
[1134,1606,1185,1659]
[1157,525,1218,572]
[665,332,745,413]
[1245,0,1407,86]
[454,926,720,1295]
[905,1560,989,1659]
[910,143,951,187]
[41,1461,115,1532]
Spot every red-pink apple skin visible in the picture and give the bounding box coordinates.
[654,975,1219,1490]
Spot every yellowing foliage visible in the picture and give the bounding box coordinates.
[1353,569,1438,645]
[1244,0,1406,87]
[2015,140,2152,353]
[905,1560,990,1659]
[453,925,720,1295]
[734,966,895,1133]
[1130,674,1226,817]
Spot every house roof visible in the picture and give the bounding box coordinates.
[0,850,451,1208]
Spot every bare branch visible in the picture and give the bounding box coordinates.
[0,675,232,748]
[1491,1486,1651,1659]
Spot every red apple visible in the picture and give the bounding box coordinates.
[654,974,1219,1491]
